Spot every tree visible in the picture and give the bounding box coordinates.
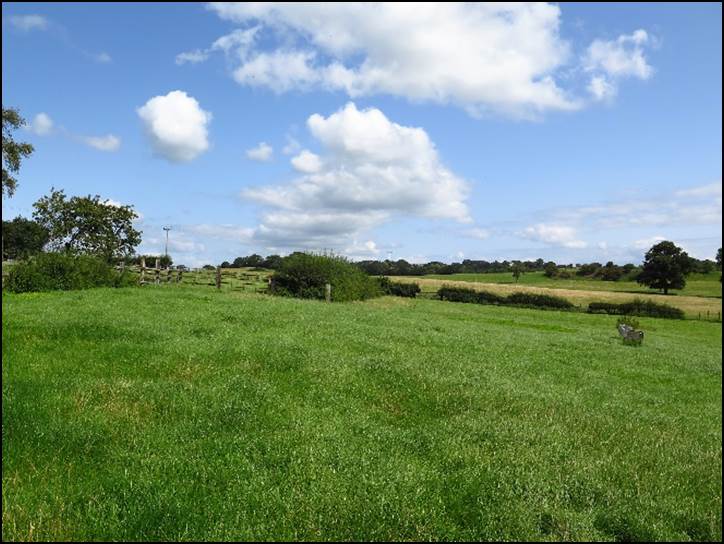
[2,107,34,198]
[543,261,557,278]
[716,248,722,270]
[2,217,49,259]
[32,188,141,262]
[637,240,693,295]
[511,262,523,283]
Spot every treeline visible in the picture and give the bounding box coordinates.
[216,254,721,281]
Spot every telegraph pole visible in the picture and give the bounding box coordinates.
[163,226,171,258]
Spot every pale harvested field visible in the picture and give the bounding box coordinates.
[390,276,723,319]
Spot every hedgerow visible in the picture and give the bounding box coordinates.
[588,299,684,319]
[437,286,573,310]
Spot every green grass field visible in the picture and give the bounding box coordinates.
[3,286,722,541]
[422,271,723,299]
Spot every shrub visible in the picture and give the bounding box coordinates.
[4,253,134,293]
[588,298,684,319]
[506,292,574,309]
[378,277,421,298]
[271,252,382,302]
[616,316,641,330]
[437,286,573,310]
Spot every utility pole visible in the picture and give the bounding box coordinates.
[163,226,171,258]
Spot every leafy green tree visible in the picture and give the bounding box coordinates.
[2,217,49,259]
[716,248,722,270]
[2,107,34,197]
[543,261,557,278]
[32,188,141,262]
[637,241,693,295]
[511,262,523,283]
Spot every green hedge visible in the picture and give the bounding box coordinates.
[270,253,382,302]
[588,299,684,319]
[378,277,421,298]
[437,286,573,310]
[4,253,135,293]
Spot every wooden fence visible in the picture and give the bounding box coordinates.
[120,258,272,294]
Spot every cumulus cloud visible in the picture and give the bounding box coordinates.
[8,14,48,31]
[26,112,54,135]
[521,223,587,248]
[137,90,212,162]
[197,3,584,117]
[246,142,273,161]
[243,102,470,249]
[584,29,653,101]
[290,150,321,173]
[84,134,120,152]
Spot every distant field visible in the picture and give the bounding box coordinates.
[3,286,721,541]
[422,271,722,298]
[391,275,722,319]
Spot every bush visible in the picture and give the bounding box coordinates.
[437,286,572,310]
[588,298,684,319]
[506,292,574,309]
[270,252,382,302]
[378,277,421,298]
[616,316,641,330]
[4,253,134,293]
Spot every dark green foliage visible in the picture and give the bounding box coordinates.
[32,188,142,262]
[588,298,685,319]
[506,292,574,309]
[2,217,49,259]
[576,262,602,277]
[616,316,641,330]
[271,252,382,302]
[543,261,557,277]
[437,286,572,310]
[378,277,421,298]
[2,106,34,197]
[637,241,693,295]
[4,253,134,293]
[133,254,172,268]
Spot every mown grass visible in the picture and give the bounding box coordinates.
[422,271,722,299]
[391,276,722,320]
[3,286,722,541]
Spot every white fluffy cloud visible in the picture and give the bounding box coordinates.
[8,14,48,31]
[137,91,212,162]
[84,134,120,152]
[245,142,273,161]
[27,112,54,135]
[197,3,584,117]
[290,150,321,173]
[521,223,587,249]
[243,102,470,249]
[584,29,653,101]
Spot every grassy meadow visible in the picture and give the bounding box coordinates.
[391,273,722,319]
[3,286,722,541]
[421,271,723,299]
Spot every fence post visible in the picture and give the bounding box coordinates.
[155,258,160,285]
[139,257,146,285]
[325,283,331,303]
[216,266,221,290]
[177,269,182,283]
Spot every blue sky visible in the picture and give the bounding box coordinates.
[2,2,721,267]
